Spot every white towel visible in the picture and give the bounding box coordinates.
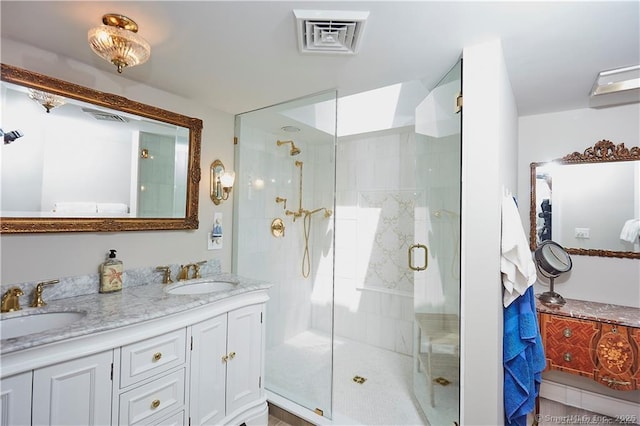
[97,203,129,214]
[53,202,97,213]
[620,219,640,243]
[501,194,538,307]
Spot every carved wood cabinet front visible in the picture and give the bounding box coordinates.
[539,313,640,391]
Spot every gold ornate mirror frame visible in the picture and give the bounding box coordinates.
[530,140,640,259]
[1,63,202,233]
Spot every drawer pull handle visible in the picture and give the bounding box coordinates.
[151,399,161,409]
[222,354,229,363]
[229,351,236,360]
[563,353,572,362]
[153,352,162,362]
[601,377,630,386]
[563,328,572,338]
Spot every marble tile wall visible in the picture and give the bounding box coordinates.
[314,129,417,356]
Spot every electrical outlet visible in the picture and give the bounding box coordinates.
[208,232,223,250]
[574,227,590,239]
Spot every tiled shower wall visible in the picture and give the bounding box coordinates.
[312,126,461,357]
[235,123,335,351]
[313,128,417,356]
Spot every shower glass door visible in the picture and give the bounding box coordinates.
[233,91,337,418]
[412,60,462,425]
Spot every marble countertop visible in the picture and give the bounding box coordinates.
[0,273,271,355]
[536,297,640,328]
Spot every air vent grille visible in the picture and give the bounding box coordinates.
[82,108,129,122]
[294,10,369,55]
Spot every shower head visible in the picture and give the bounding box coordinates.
[277,140,301,156]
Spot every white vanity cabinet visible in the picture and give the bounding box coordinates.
[114,329,187,425]
[32,350,113,426]
[0,371,32,426]
[189,304,264,426]
[0,285,270,426]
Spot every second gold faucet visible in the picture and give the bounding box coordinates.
[177,261,206,281]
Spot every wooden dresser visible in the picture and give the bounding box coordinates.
[537,299,640,391]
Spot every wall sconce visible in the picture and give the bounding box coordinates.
[210,159,236,205]
[28,89,66,113]
[88,14,151,74]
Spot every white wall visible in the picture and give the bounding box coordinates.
[518,104,640,307]
[0,39,235,285]
[461,39,519,425]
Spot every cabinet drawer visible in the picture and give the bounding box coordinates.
[150,410,184,426]
[118,369,185,426]
[541,315,599,348]
[121,328,186,388]
[545,343,596,377]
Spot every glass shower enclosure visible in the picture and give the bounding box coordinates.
[233,60,461,424]
[233,91,337,418]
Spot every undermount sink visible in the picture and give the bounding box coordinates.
[0,311,86,340]
[165,280,237,295]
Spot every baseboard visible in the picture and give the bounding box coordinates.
[540,379,640,421]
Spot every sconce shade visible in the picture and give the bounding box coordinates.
[28,89,66,113]
[88,14,151,73]
[220,171,236,188]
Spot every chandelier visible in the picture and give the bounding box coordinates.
[28,89,66,113]
[88,14,151,74]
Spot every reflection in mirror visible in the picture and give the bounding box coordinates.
[0,64,202,233]
[530,140,640,259]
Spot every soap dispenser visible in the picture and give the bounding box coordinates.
[100,249,123,293]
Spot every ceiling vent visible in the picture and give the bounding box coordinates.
[294,10,369,55]
[82,108,129,122]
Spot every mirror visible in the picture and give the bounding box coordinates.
[1,63,202,233]
[530,140,640,259]
[534,240,572,306]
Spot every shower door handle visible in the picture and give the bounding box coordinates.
[408,244,428,271]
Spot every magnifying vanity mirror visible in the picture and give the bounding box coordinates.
[1,64,202,233]
[530,140,640,259]
[535,240,572,306]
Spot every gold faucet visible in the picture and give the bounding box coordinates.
[155,266,173,284]
[30,280,59,308]
[1,287,24,313]
[177,262,206,281]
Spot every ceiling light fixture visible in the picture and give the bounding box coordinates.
[589,65,640,108]
[28,89,66,113]
[88,14,151,74]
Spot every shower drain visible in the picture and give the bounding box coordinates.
[352,375,367,384]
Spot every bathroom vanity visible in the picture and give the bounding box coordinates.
[537,298,640,391]
[0,272,270,426]
[538,298,640,393]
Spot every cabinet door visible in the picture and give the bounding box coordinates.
[226,304,263,415]
[0,371,32,426]
[189,313,228,426]
[32,350,113,426]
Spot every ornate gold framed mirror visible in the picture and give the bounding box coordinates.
[1,63,202,233]
[530,140,640,259]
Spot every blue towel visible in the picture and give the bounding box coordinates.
[504,286,546,426]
